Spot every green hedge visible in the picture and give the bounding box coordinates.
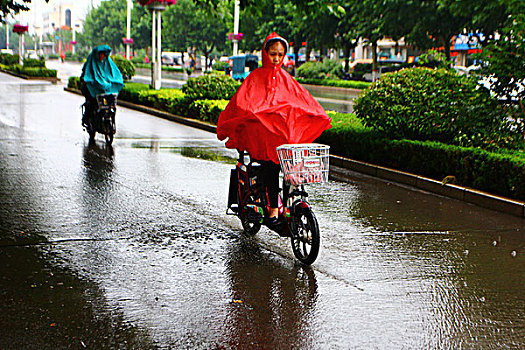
[111,55,136,81]
[319,112,525,201]
[2,64,57,78]
[0,53,19,65]
[296,77,371,90]
[191,99,229,124]
[296,59,341,79]
[135,63,185,73]
[22,57,46,68]
[354,67,517,149]
[182,73,240,100]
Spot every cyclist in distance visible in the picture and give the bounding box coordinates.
[217,32,331,230]
[80,45,124,127]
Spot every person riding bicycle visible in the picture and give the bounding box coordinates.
[80,45,124,127]
[217,32,331,230]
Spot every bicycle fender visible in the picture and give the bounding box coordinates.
[292,200,310,215]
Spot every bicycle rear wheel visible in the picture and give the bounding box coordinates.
[290,207,320,265]
[238,190,262,236]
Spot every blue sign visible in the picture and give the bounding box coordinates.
[55,35,60,40]
[453,33,484,51]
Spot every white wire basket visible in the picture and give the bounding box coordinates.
[276,143,330,186]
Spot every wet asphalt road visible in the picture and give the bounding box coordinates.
[0,71,524,349]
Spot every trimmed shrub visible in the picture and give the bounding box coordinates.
[138,88,189,116]
[4,64,57,78]
[296,59,342,79]
[212,60,229,72]
[22,57,46,68]
[117,82,150,101]
[111,55,136,81]
[318,111,525,201]
[191,99,229,123]
[354,67,517,149]
[0,53,19,65]
[68,76,81,89]
[296,77,371,90]
[182,73,240,100]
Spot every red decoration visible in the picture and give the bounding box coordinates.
[71,40,77,45]
[228,32,244,41]
[122,38,134,45]
[13,24,28,33]
[137,0,176,6]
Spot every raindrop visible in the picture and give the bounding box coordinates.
[464,249,469,256]
[511,251,517,257]
[492,241,497,247]
[480,296,486,302]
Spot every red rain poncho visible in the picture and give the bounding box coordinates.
[217,32,332,164]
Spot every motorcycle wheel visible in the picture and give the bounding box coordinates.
[103,115,115,144]
[290,207,320,265]
[87,126,96,141]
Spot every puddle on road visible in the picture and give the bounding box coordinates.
[1,82,524,349]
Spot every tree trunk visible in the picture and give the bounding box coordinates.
[344,43,351,72]
[306,42,310,62]
[203,43,214,71]
[443,35,452,61]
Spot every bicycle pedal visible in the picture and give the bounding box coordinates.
[246,212,263,222]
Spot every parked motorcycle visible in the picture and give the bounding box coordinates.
[82,93,117,144]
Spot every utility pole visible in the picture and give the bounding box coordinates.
[126,0,132,60]
[232,0,239,56]
[6,22,9,49]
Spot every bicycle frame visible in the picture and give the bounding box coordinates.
[227,150,322,264]
[231,151,312,236]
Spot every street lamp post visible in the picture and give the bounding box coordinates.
[137,0,176,90]
[232,0,240,56]
[126,0,132,60]
[5,23,9,50]
[13,24,28,65]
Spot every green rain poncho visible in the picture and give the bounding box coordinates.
[82,45,124,97]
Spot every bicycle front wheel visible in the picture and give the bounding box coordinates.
[290,207,320,265]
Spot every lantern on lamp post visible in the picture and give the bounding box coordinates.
[137,0,176,90]
[13,24,29,65]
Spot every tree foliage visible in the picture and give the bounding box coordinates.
[1,0,48,23]
[162,0,229,66]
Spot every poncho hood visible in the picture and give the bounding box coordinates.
[217,33,331,163]
[82,45,124,97]
[261,32,289,69]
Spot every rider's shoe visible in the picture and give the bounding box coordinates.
[266,216,285,234]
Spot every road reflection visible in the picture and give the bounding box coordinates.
[222,238,318,348]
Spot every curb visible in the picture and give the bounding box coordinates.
[64,87,525,218]
[329,155,525,218]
